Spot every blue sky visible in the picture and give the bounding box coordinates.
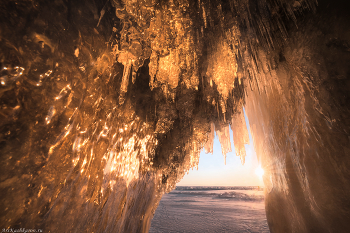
[177,109,263,186]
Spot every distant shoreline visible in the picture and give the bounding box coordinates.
[175,186,264,191]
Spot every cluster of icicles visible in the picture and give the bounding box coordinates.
[112,0,250,168]
[34,0,252,192]
[0,0,307,198]
[0,0,319,196]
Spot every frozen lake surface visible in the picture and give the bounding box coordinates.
[150,186,270,233]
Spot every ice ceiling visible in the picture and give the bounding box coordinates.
[1,0,349,232]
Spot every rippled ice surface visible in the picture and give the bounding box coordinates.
[150,187,269,233]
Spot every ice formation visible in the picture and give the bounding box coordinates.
[0,0,349,232]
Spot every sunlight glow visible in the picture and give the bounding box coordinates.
[255,165,264,178]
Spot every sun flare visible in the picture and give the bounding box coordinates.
[255,165,264,178]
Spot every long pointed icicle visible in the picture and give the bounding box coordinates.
[217,124,232,165]
[204,122,215,154]
[231,109,249,164]
[119,59,132,105]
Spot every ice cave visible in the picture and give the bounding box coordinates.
[0,0,349,232]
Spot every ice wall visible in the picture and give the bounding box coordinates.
[236,1,350,231]
[0,0,349,232]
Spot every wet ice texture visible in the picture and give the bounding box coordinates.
[1,0,350,232]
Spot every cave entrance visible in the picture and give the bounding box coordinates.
[149,110,269,232]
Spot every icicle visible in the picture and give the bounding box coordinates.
[220,99,226,114]
[204,122,215,154]
[132,67,137,84]
[119,59,132,105]
[231,108,249,164]
[149,51,158,90]
[216,124,232,165]
[202,6,207,28]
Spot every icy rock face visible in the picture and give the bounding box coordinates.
[0,0,350,232]
[241,1,350,232]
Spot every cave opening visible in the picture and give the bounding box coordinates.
[176,108,262,187]
[149,109,269,232]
